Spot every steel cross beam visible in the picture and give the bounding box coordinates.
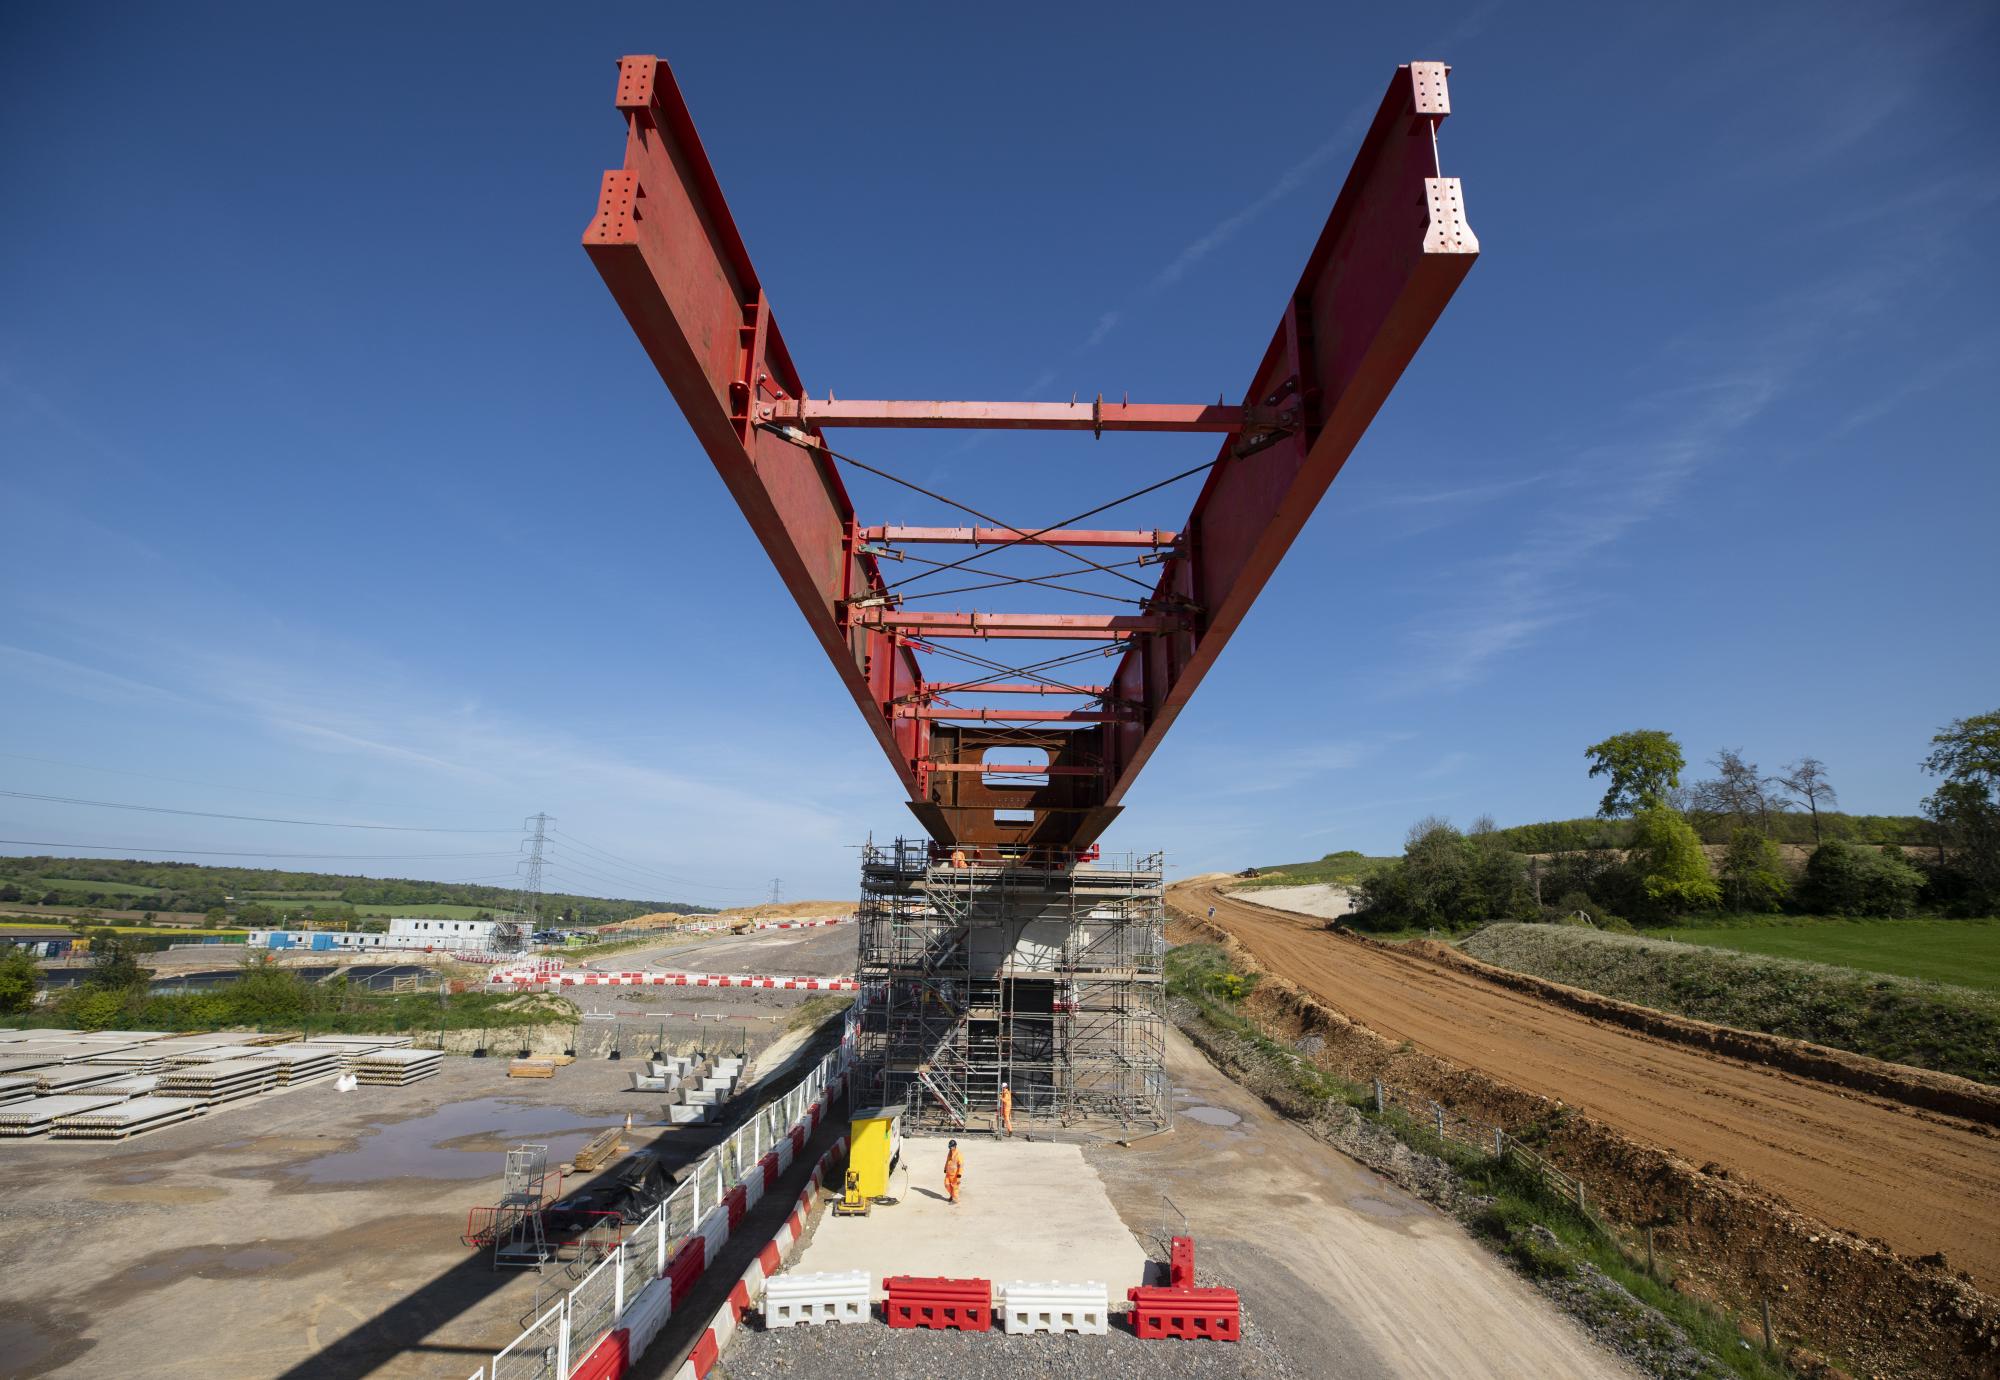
[584,55,1476,849]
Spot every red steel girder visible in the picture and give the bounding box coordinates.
[923,683,1109,695]
[863,526,1177,549]
[761,399,1273,433]
[583,55,1476,848]
[894,707,1133,722]
[851,610,1178,641]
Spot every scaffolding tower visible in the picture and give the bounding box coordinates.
[855,839,1168,1134]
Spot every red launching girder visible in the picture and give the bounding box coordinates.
[585,56,1477,849]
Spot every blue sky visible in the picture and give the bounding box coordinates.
[2,2,1995,902]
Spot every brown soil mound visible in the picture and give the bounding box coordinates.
[1172,881,2000,1379]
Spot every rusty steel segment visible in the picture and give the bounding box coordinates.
[863,526,1178,549]
[761,399,1271,433]
[1094,61,1478,815]
[584,55,1475,850]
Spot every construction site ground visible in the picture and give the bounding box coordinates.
[0,922,855,1379]
[724,1024,1634,1380]
[787,1137,1150,1301]
[1176,880,2000,1293]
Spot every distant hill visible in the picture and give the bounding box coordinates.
[0,854,716,926]
[1234,850,1398,889]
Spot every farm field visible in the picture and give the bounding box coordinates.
[1655,918,2000,993]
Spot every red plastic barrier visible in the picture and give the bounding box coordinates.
[759,1151,781,1191]
[1170,1234,1195,1287]
[666,1236,705,1309]
[723,1183,748,1231]
[883,1276,992,1331]
[570,1327,629,1380]
[1127,1285,1241,1342]
[789,1126,806,1156]
[688,1327,721,1378]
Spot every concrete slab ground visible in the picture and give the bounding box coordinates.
[788,1136,1149,1301]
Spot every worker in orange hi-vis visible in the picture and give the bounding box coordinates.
[949,846,967,868]
[943,1139,964,1204]
[999,1083,1013,1137]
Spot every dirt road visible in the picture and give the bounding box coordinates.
[1177,881,2000,1291]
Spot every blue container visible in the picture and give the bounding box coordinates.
[311,933,336,951]
[268,933,292,950]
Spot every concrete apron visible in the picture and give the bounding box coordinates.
[789,1135,1149,1304]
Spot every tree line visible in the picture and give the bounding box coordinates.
[0,855,715,925]
[1353,709,2000,931]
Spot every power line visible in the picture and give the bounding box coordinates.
[0,790,517,833]
[547,830,766,895]
[0,839,517,860]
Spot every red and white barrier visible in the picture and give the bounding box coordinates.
[487,968,859,991]
[671,1133,851,1380]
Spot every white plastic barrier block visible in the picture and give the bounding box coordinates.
[763,1271,870,1328]
[667,1104,709,1124]
[742,1171,764,1209]
[698,1203,730,1259]
[1000,1280,1110,1336]
[625,1277,673,1360]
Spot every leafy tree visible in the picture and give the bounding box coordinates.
[205,906,228,926]
[1629,806,1719,915]
[0,884,20,902]
[1718,828,1788,912]
[0,947,41,1015]
[1353,817,1533,930]
[1794,841,1924,917]
[87,936,151,992]
[70,988,127,1031]
[1586,730,1685,818]
[1921,710,2000,912]
[1773,757,1838,844]
[40,891,61,906]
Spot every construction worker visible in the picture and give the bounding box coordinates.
[999,1082,1013,1137]
[949,846,967,868]
[943,1139,963,1204]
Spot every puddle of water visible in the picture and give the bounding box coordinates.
[129,1244,300,1285]
[1347,1194,1415,1219]
[0,1317,59,1372]
[298,1097,606,1184]
[1179,1105,1242,1127]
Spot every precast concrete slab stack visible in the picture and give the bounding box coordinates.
[52,1096,204,1140]
[195,1045,341,1086]
[0,1094,124,1137]
[353,1048,441,1085]
[34,1064,123,1095]
[0,1075,40,1106]
[93,1075,160,1098]
[158,1057,281,1104]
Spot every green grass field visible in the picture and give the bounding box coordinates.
[1654,918,2000,993]
[350,903,493,919]
[1233,850,1397,889]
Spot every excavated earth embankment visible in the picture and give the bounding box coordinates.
[1170,881,2000,1380]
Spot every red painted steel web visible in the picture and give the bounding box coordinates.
[583,56,1478,849]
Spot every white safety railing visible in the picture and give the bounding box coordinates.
[485,996,866,1376]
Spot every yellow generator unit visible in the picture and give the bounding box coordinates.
[848,1106,904,1200]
